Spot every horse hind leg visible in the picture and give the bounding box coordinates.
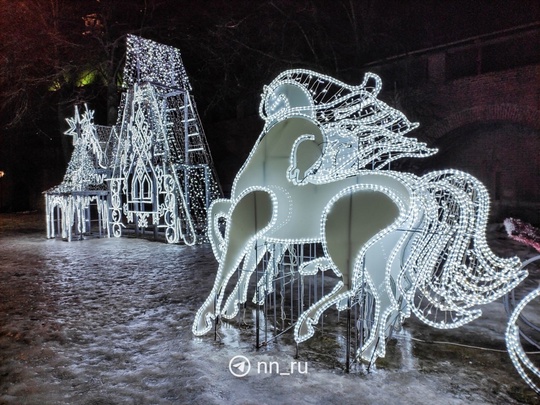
[295,189,400,345]
[193,190,274,336]
[354,215,412,363]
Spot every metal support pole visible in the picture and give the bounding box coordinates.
[98,199,103,238]
[256,260,260,349]
[45,195,51,238]
[204,165,210,210]
[214,293,218,341]
[346,297,351,373]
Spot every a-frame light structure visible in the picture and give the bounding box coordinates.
[45,35,221,244]
[109,35,221,244]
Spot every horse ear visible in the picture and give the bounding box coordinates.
[261,82,315,129]
[360,72,382,97]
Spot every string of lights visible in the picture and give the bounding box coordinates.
[45,35,221,244]
[194,69,526,368]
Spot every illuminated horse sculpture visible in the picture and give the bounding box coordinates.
[193,70,526,363]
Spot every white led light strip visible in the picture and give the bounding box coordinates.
[505,255,540,394]
[46,35,221,244]
[193,69,526,367]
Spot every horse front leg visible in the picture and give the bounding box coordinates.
[193,190,275,336]
[294,188,401,352]
[295,279,351,342]
[220,240,268,319]
[207,198,231,262]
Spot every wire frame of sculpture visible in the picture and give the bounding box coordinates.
[193,69,526,368]
[227,241,372,358]
[44,106,115,241]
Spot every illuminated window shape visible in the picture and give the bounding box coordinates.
[131,171,153,202]
[194,69,526,367]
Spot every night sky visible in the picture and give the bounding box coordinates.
[0,0,538,211]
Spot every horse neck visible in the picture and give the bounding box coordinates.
[232,124,301,195]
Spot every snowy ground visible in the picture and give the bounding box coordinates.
[0,212,539,405]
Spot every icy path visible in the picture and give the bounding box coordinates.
[0,213,538,404]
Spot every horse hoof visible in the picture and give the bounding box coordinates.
[294,315,316,343]
[192,304,216,336]
[336,297,349,311]
[221,298,240,320]
[357,341,378,364]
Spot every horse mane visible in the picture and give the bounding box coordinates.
[259,69,437,183]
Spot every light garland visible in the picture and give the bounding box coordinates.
[123,34,192,93]
[504,253,540,393]
[193,69,526,369]
[45,35,221,244]
[506,282,540,394]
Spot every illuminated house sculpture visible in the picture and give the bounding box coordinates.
[45,35,221,244]
[193,69,526,366]
[107,35,221,244]
[44,106,117,241]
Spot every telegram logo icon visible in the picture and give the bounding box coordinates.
[229,355,251,377]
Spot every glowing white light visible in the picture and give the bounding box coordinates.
[44,105,110,241]
[506,284,540,394]
[193,69,525,367]
[503,252,540,393]
[45,35,221,244]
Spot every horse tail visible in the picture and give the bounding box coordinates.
[398,170,526,328]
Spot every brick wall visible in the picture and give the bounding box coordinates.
[372,28,540,224]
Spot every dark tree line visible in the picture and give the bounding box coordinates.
[1,0,537,133]
[0,0,536,211]
[0,0,416,133]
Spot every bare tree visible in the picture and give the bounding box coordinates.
[0,0,398,131]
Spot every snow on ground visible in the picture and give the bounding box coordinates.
[0,212,539,404]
